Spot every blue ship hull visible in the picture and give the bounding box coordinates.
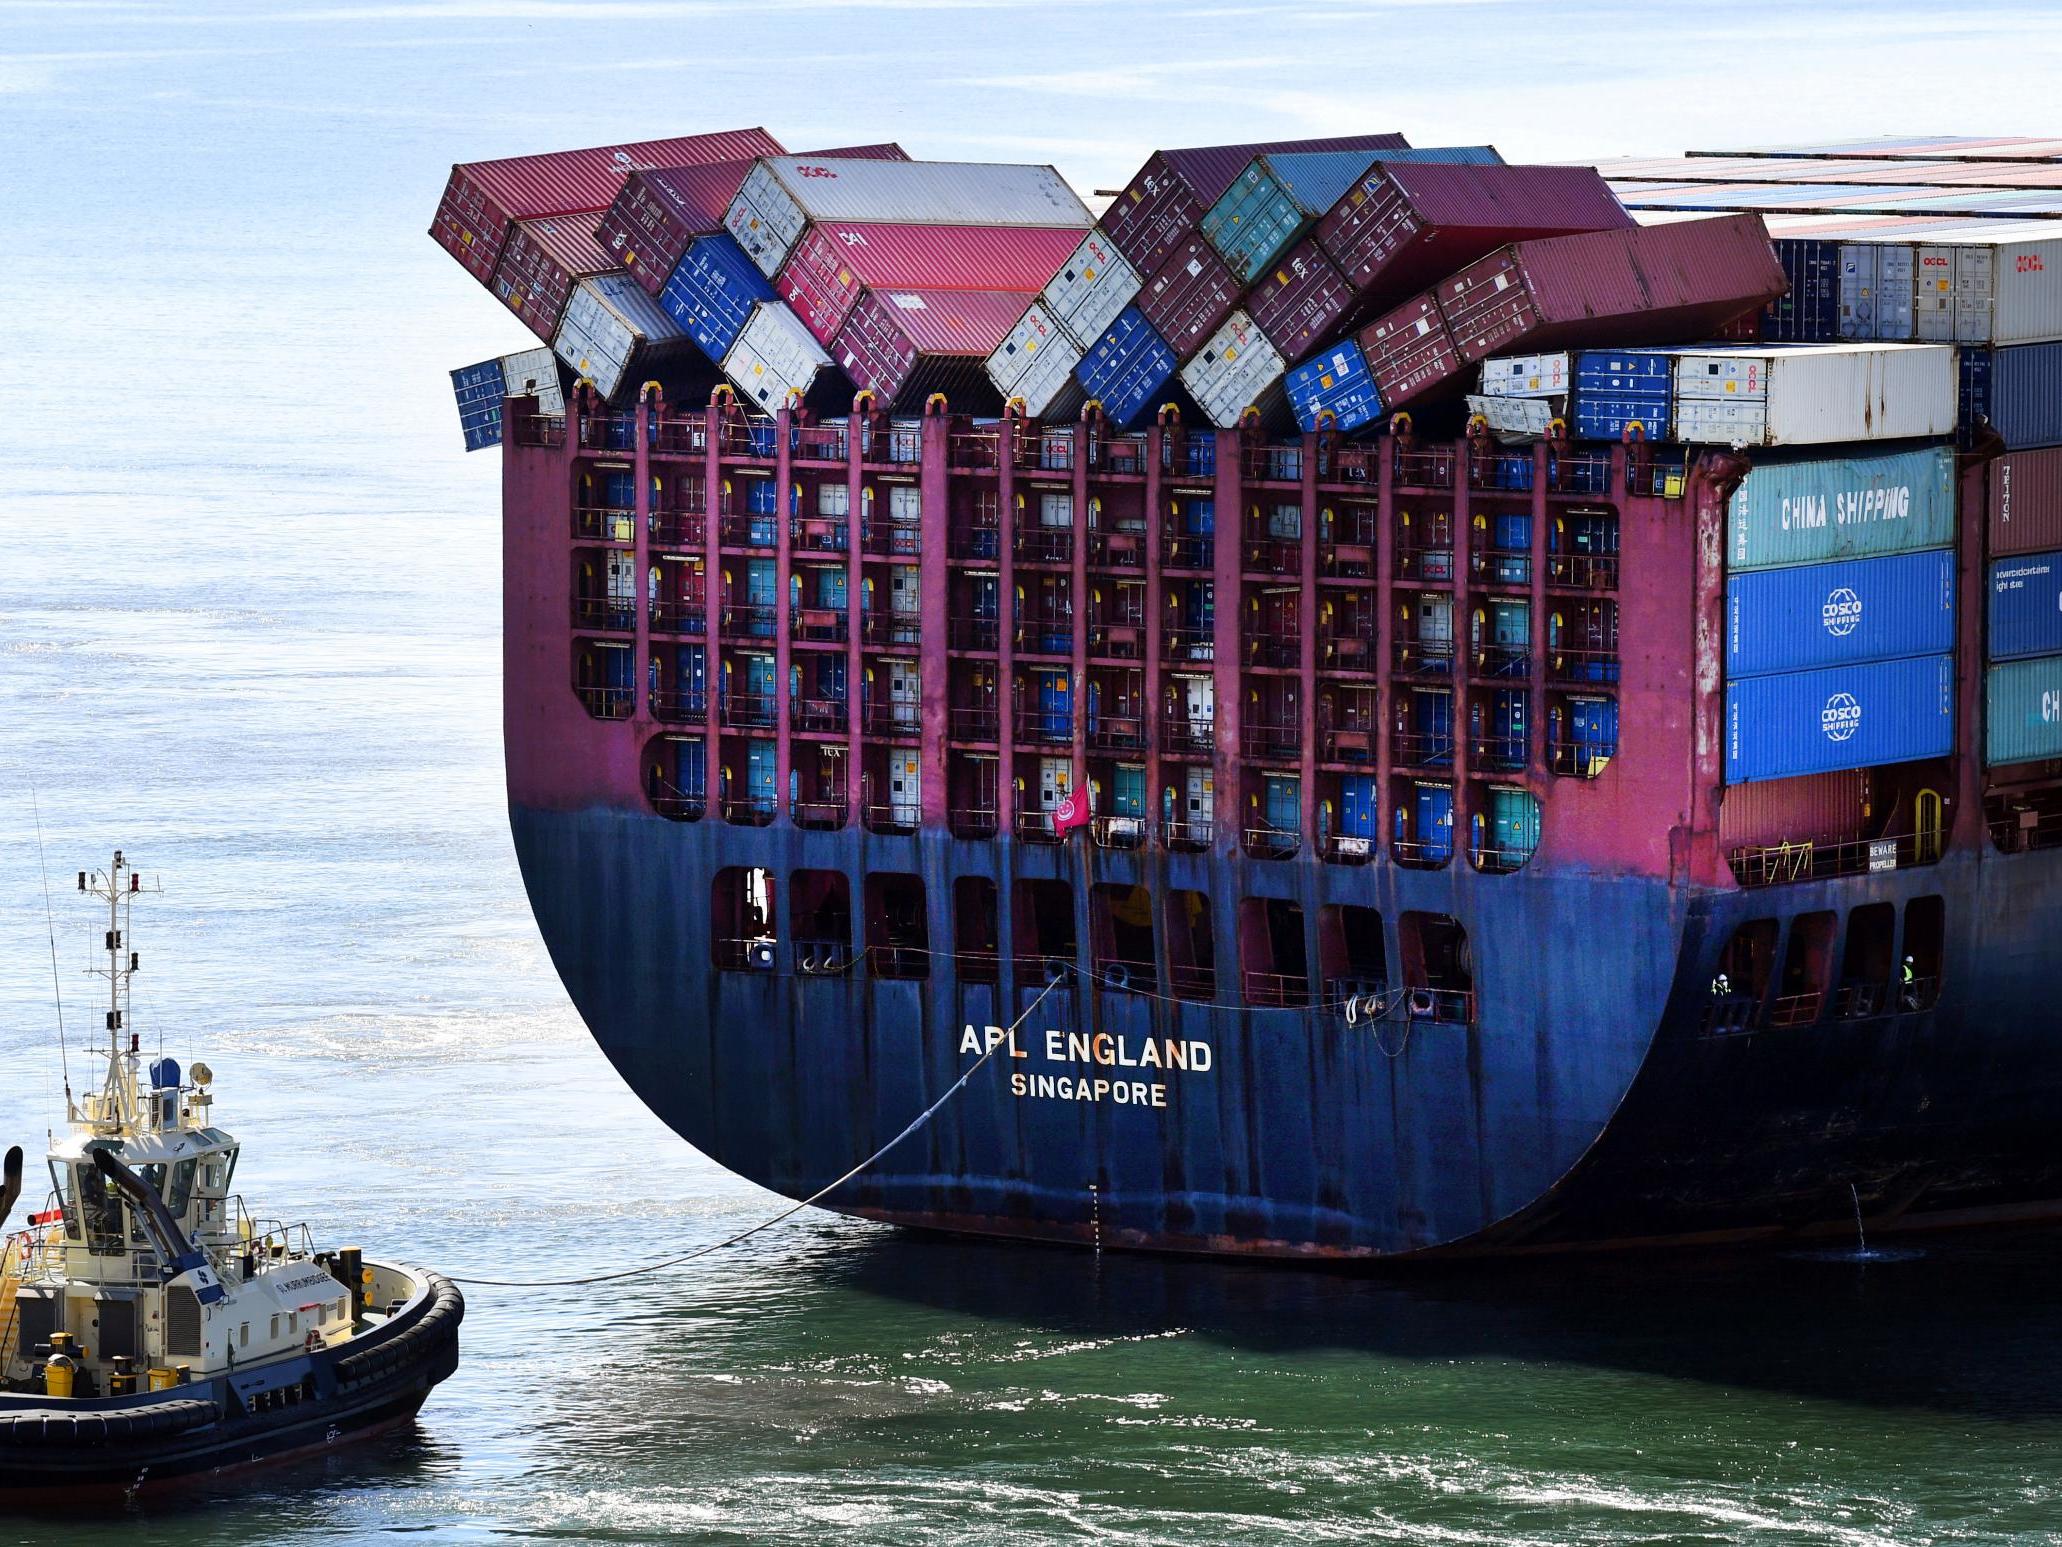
[512,803,2062,1257]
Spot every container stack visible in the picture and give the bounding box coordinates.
[1986,451,2062,767]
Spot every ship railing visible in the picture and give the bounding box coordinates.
[1014,527,1074,565]
[1161,534,1212,571]
[1390,837,1453,870]
[1471,550,1533,587]
[864,705,922,737]
[1320,512,1381,553]
[1165,964,1216,1001]
[719,693,777,730]
[791,937,854,974]
[1401,987,1473,1024]
[512,413,565,448]
[1242,969,1311,1008]
[571,596,636,632]
[649,599,707,634]
[1391,640,1456,677]
[1320,832,1377,865]
[577,413,638,452]
[1241,537,1301,575]
[1015,809,1064,842]
[868,426,923,466]
[792,607,850,644]
[720,795,777,827]
[1548,552,1619,591]
[865,804,921,834]
[864,944,930,980]
[1242,443,1304,483]
[1087,621,1145,660]
[1471,842,1534,873]
[652,418,708,456]
[860,520,923,558]
[1548,738,1614,779]
[948,706,999,741]
[953,948,1002,982]
[792,517,850,554]
[718,514,778,549]
[1240,720,1301,760]
[1242,825,1300,860]
[1086,715,1145,752]
[860,613,921,648]
[1727,830,1942,888]
[949,429,999,468]
[1548,450,1615,495]
[1318,726,1378,763]
[1091,815,1148,849]
[650,688,707,722]
[1012,710,1073,746]
[1625,456,1688,500]
[1829,981,1886,1021]
[1015,429,1077,473]
[1547,647,1620,684]
[1700,993,1761,1036]
[647,778,705,822]
[725,598,779,635]
[1394,545,1455,582]
[1390,731,1455,769]
[790,698,848,734]
[1014,622,1072,657]
[1393,445,1456,489]
[791,795,848,829]
[1096,435,1149,476]
[1092,957,1157,994]
[1086,529,1147,567]
[717,419,777,458]
[950,521,1001,561]
[1161,626,1215,664]
[1324,443,1379,484]
[1243,632,1299,669]
[572,506,636,543]
[949,806,1000,838]
[649,512,707,547]
[1466,736,1528,774]
[1470,644,1531,679]
[1162,435,1218,479]
[950,616,1001,651]
[575,685,632,720]
[794,425,850,463]
[713,936,778,972]
[1988,806,2062,853]
[1164,819,1213,850]
[1163,714,1214,754]
[1765,991,1824,1029]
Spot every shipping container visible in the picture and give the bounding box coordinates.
[1989,447,2062,554]
[1727,549,1956,676]
[1136,235,1241,355]
[1318,162,1632,318]
[500,345,566,412]
[553,272,694,401]
[1717,770,1869,848]
[1356,293,1465,405]
[1961,346,1992,448]
[1100,133,1411,278]
[1727,445,1957,571]
[1479,352,1571,398]
[1244,239,1354,361]
[1435,215,1786,369]
[1572,348,1677,440]
[1986,654,2062,764]
[488,213,615,341]
[832,288,1030,411]
[1284,341,1383,433]
[1073,306,1178,429]
[1984,340,2062,449]
[658,234,778,360]
[1988,551,2062,659]
[1179,311,1288,428]
[1764,238,1840,341]
[1671,342,1957,447]
[777,221,1085,345]
[1041,230,1143,348]
[987,302,1067,395]
[431,127,783,284]
[720,301,838,411]
[451,359,507,452]
[725,158,1092,278]
[1725,653,1954,784]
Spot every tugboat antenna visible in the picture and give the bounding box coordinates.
[28,787,71,1114]
[77,850,156,1130]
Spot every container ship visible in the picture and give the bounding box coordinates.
[434,129,2062,1258]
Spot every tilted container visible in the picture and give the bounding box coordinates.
[1073,306,1178,429]
[1317,162,1632,319]
[1356,293,1464,406]
[1671,343,1957,447]
[1178,311,1288,428]
[553,272,694,401]
[777,222,1085,346]
[1136,235,1241,356]
[1727,444,1957,571]
[1284,342,1383,433]
[1243,239,1355,362]
[1986,654,2062,764]
[985,302,1086,418]
[832,288,1032,411]
[1989,447,2062,554]
[1040,230,1143,348]
[1724,653,1955,784]
[453,347,567,450]
[658,234,778,361]
[1101,134,1410,278]
[431,128,783,284]
[488,213,616,341]
[1436,215,1786,366]
[1727,549,1956,677]
[1988,550,2062,660]
[720,301,838,411]
[1572,348,1677,440]
[724,158,1092,279]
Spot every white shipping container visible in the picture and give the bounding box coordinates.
[1013,338,1086,419]
[499,346,565,415]
[987,302,1068,396]
[721,301,835,411]
[1838,243,1916,342]
[1042,231,1142,347]
[1180,311,1288,429]
[1823,226,2062,346]
[1466,394,1557,439]
[1478,352,1572,399]
[1670,343,1957,447]
[726,157,1093,280]
[553,274,687,401]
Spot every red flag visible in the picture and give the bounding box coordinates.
[1052,773,1092,836]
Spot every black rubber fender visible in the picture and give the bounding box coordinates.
[333,1273,463,1387]
[0,1397,218,1447]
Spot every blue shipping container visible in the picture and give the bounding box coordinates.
[1725,653,1954,784]
[1960,346,1992,450]
[1727,549,1956,678]
[1573,349,1675,442]
[1286,342,1383,433]
[1075,306,1177,429]
[1728,445,1957,572]
[1986,341,2062,451]
[451,359,506,452]
[1989,550,2062,660]
[1986,655,2062,765]
[658,234,777,361]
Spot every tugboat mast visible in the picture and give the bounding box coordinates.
[74,850,152,1135]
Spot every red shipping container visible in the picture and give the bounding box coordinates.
[598,144,912,298]
[778,223,1087,346]
[1990,448,2062,556]
[1317,163,1632,314]
[1437,215,1785,365]
[1243,239,1354,363]
[832,288,1035,409]
[1102,132,1410,278]
[1357,294,1463,405]
[488,213,616,341]
[1717,771,1867,849]
[430,127,783,284]
[1136,235,1241,356]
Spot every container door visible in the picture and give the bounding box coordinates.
[1341,774,1377,838]
[824,566,848,611]
[971,573,998,621]
[1489,787,1540,858]
[1263,773,1299,834]
[1113,763,1146,818]
[677,738,706,799]
[888,660,918,729]
[1185,675,1215,726]
[1416,784,1454,863]
[602,642,632,694]
[820,654,846,703]
[889,754,920,825]
[745,652,777,704]
[889,565,920,616]
[746,740,776,806]
[1494,513,1530,581]
[1838,245,1876,339]
[1877,245,1916,340]
[1185,765,1214,827]
[746,560,776,635]
[1043,671,1073,739]
[1038,757,1072,809]
[1184,496,1215,537]
[682,645,707,707]
[1418,595,1452,646]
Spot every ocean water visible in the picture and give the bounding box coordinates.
[6,3,2062,1542]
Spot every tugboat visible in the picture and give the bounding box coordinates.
[0,852,463,1497]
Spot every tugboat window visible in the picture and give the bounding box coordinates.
[76,1161,123,1255]
[47,1160,76,1241]
[168,1156,198,1215]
